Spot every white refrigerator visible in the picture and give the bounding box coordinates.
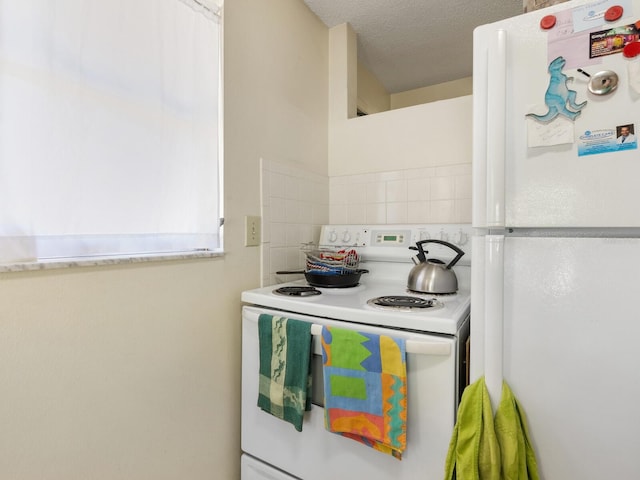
[472,0,640,478]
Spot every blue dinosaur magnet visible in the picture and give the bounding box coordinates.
[526,56,587,124]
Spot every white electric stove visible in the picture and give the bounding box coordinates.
[243,224,472,334]
[241,224,472,480]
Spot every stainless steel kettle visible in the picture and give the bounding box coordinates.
[407,240,465,294]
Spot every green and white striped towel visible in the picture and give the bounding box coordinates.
[258,314,312,432]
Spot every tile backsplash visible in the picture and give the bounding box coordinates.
[260,159,471,286]
[260,158,329,286]
[329,164,471,224]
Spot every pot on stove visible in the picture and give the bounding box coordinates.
[275,269,368,288]
[407,240,464,294]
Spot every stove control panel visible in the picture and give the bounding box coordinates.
[319,224,473,263]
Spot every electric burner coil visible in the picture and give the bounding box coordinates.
[273,286,322,297]
[367,295,443,311]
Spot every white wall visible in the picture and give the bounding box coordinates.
[0,261,233,480]
[226,0,329,179]
[329,95,472,176]
[329,24,471,223]
[328,24,473,217]
[357,62,390,114]
[390,77,473,110]
[357,72,472,114]
[0,1,328,479]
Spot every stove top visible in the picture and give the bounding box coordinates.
[242,278,469,335]
[242,223,472,335]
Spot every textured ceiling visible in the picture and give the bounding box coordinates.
[303,0,524,93]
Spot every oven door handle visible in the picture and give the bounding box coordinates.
[310,324,451,356]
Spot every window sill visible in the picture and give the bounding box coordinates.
[0,250,224,273]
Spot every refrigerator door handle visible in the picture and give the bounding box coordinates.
[484,234,504,410]
[486,29,507,227]
[472,36,488,228]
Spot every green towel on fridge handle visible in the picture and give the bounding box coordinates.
[444,376,501,480]
[444,377,540,480]
[494,382,540,480]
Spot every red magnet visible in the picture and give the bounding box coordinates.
[604,5,623,21]
[623,41,640,58]
[540,15,557,29]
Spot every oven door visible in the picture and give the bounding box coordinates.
[241,305,459,480]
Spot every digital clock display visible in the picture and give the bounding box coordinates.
[374,231,407,245]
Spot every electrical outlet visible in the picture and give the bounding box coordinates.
[244,215,261,247]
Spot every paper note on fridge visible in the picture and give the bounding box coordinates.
[548,8,602,69]
[571,0,632,33]
[527,116,574,147]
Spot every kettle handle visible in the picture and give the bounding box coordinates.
[409,239,465,269]
[410,240,428,262]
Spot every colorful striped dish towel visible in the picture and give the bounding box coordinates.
[321,326,407,459]
[258,314,312,432]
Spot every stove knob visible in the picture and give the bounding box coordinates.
[453,230,468,246]
[418,231,431,241]
[439,230,450,242]
[327,230,338,243]
[341,231,352,244]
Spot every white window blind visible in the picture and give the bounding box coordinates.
[0,0,222,262]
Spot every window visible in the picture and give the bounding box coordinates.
[0,0,222,263]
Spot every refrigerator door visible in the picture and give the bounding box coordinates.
[473,0,640,228]
[498,236,640,479]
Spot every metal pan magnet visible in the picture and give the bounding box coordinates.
[588,70,618,95]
